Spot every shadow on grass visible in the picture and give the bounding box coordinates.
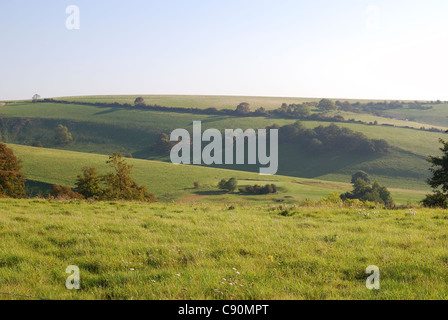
[94,108,121,116]
[193,190,228,196]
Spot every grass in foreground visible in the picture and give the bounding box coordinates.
[0,199,447,300]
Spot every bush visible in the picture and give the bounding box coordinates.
[321,192,343,205]
[32,141,43,148]
[51,185,84,200]
[421,191,448,208]
[239,184,278,195]
[193,182,200,189]
[218,178,238,193]
[75,167,103,199]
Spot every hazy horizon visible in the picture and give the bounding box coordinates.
[1,0,448,101]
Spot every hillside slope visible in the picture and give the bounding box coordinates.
[0,101,443,191]
[9,144,426,204]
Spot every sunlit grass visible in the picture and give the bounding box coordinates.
[0,199,447,300]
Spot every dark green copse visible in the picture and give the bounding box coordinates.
[218,177,238,193]
[341,177,394,208]
[54,124,73,145]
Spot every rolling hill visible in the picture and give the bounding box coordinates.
[0,98,444,193]
[9,143,427,204]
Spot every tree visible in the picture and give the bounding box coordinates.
[423,138,448,206]
[151,133,177,154]
[134,97,145,106]
[32,94,41,103]
[317,99,337,112]
[351,171,371,184]
[341,178,394,207]
[254,107,268,116]
[102,153,155,201]
[55,124,73,145]
[0,143,26,198]
[427,139,448,193]
[218,178,238,193]
[236,102,250,115]
[75,167,103,199]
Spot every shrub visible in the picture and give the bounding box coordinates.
[50,184,84,200]
[239,184,278,195]
[218,178,238,193]
[32,141,43,148]
[421,191,448,208]
[75,167,103,199]
[193,182,200,189]
[321,192,343,205]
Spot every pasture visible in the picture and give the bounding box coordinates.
[0,199,447,300]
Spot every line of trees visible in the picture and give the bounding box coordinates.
[239,184,278,195]
[0,143,155,202]
[272,121,390,155]
[34,99,445,133]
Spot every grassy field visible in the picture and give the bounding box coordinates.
[0,199,447,300]
[327,110,448,131]
[0,102,444,191]
[9,144,427,204]
[51,95,406,111]
[381,103,448,128]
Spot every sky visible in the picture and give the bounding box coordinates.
[1,0,448,101]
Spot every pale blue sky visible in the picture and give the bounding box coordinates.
[1,0,448,101]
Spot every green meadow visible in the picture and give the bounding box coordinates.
[0,199,447,300]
